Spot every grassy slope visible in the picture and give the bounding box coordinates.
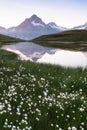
[0,34,25,46]
[32,30,87,51]
[0,50,87,129]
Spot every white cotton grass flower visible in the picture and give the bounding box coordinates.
[72,126,77,130]
[0,103,4,110]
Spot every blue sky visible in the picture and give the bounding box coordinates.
[0,0,87,28]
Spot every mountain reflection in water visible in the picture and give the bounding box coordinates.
[1,42,87,68]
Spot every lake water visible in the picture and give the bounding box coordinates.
[1,42,87,68]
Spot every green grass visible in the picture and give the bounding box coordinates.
[32,30,87,51]
[0,50,87,129]
[0,34,25,46]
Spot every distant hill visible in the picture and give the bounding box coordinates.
[73,22,87,30]
[0,34,25,46]
[32,30,87,42]
[32,30,87,51]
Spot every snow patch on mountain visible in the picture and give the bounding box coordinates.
[31,21,45,27]
[77,27,87,29]
[48,22,66,31]
[73,22,87,30]
[49,24,59,29]
[73,25,87,30]
[48,22,59,29]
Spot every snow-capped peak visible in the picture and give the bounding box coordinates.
[48,22,66,31]
[73,22,87,30]
[48,22,59,29]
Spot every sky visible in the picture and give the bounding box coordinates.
[0,0,87,28]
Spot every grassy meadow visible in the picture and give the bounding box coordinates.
[0,49,87,129]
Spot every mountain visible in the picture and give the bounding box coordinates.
[47,22,66,31]
[4,14,67,40]
[73,22,87,30]
[0,26,7,34]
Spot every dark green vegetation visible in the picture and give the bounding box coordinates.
[32,30,87,51]
[0,34,25,46]
[0,50,87,129]
[0,50,18,60]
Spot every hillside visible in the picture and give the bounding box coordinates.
[0,34,25,46]
[32,30,87,51]
[0,49,87,129]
